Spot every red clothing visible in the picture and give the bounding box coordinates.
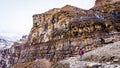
[79,50,83,55]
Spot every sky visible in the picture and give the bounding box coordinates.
[0,0,96,36]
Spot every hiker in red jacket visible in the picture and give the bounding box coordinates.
[79,49,84,61]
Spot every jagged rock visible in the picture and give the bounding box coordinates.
[87,63,101,68]
[28,1,120,45]
[94,0,120,7]
[51,56,120,68]
[9,0,120,68]
[52,62,70,68]
[28,5,87,44]
[106,62,111,65]
[11,59,51,68]
[113,58,119,62]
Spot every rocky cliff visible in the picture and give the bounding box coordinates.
[28,3,120,45]
[10,1,120,68]
[94,0,120,7]
[28,5,87,45]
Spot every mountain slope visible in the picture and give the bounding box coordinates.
[52,41,120,68]
[10,1,120,68]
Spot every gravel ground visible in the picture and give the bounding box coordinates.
[83,41,120,59]
[58,57,120,68]
[56,41,120,68]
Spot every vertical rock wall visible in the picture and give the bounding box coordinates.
[10,1,120,67]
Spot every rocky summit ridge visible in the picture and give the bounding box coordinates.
[1,0,120,68]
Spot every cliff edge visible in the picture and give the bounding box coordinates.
[8,0,120,68]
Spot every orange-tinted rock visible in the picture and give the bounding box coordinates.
[10,1,120,68]
[94,0,120,7]
[28,2,120,45]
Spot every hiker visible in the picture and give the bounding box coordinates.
[79,49,84,61]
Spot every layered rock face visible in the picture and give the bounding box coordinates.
[28,2,120,45]
[94,0,120,7]
[28,5,86,44]
[11,1,120,68]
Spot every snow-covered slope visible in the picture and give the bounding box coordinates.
[0,33,23,50]
[0,38,13,50]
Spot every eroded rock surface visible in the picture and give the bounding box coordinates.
[28,1,120,45]
[94,0,120,7]
[9,0,120,68]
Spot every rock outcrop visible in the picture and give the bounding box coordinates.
[52,41,120,68]
[28,2,120,45]
[11,59,51,68]
[94,0,120,7]
[10,0,120,68]
[28,5,87,44]
[52,57,120,68]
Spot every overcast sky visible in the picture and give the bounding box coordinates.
[0,0,96,36]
